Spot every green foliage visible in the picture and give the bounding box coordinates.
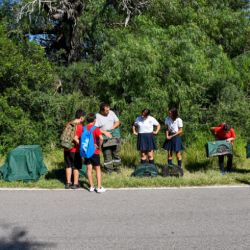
[0,0,249,156]
[0,23,99,152]
[0,24,55,93]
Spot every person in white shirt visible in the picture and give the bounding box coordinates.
[163,107,184,173]
[133,109,161,165]
[95,103,121,173]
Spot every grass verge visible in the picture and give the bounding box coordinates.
[0,137,249,189]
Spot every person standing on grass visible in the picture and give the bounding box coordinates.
[210,123,236,175]
[163,107,184,174]
[84,113,106,193]
[133,109,161,165]
[64,109,85,189]
[95,103,121,173]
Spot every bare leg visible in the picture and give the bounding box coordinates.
[148,150,155,164]
[176,151,182,161]
[87,165,94,188]
[176,151,182,168]
[167,151,173,164]
[95,166,102,189]
[148,150,154,160]
[140,151,147,163]
[66,168,72,184]
[73,169,79,185]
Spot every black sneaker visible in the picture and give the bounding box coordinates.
[65,183,72,189]
[71,184,80,189]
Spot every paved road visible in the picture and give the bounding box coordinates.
[0,187,249,250]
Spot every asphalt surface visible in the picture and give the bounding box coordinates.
[0,187,250,250]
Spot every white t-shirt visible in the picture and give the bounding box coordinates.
[165,117,183,133]
[95,110,119,131]
[134,115,159,133]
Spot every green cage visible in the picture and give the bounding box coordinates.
[206,140,233,157]
[0,145,47,182]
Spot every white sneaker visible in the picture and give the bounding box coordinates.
[89,186,95,192]
[96,187,106,193]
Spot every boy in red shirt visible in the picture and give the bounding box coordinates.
[64,109,85,189]
[84,113,105,193]
[210,123,236,174]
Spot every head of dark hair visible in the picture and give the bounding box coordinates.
[99,102,110,112]
[75,109,86,119]
[141,108,150,117]
[86,112,96,123]
[223,123,231,132]
[169,107,178,120]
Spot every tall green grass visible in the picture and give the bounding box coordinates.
[0,134,249,188]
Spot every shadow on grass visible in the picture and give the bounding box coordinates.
[121,155,138,169]
[45,162,65,184]
[185,159,212,173]
[44,161,90,189]
[0,225,56,249]
[232,168,250,174]
[235,178,250,185]
[79,177,90,190]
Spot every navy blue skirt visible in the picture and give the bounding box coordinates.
[163,136,183,152]
[137,133,157,151]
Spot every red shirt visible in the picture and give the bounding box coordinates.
[212,124,236,140]
[64,124,83,153]
[84,124,102,155]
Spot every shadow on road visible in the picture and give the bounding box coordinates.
[0,225,56,250]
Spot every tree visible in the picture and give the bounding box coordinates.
[0,0,249,151]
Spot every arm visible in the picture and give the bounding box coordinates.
[97,135,104,148]
[165,125,171,140]
[170,127,183,138]
[167,128,183,140]
[153,124,161,135]
[100,129,112,138]
[73,136,80,145]
[226,129,236,143]
[226,137,235,143]
[112,120,121,129]
[73,125,81,144]
[210,127,216,135]
[132,125,138,136]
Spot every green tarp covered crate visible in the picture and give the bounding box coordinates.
[103,128,121,147]
[206,140,233,157]
[131,163,158,177]
[79,164,87,177]
[0,145,48,181]
[247,143,250,158]
[162,164,184,177]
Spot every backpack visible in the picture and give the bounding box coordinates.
[80,125,96,158]
[131,163,158,177]
[60,122,77,150]
[162,164,184,177]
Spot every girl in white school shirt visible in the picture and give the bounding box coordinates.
[163,107,184,170]
[133,109,161,165]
